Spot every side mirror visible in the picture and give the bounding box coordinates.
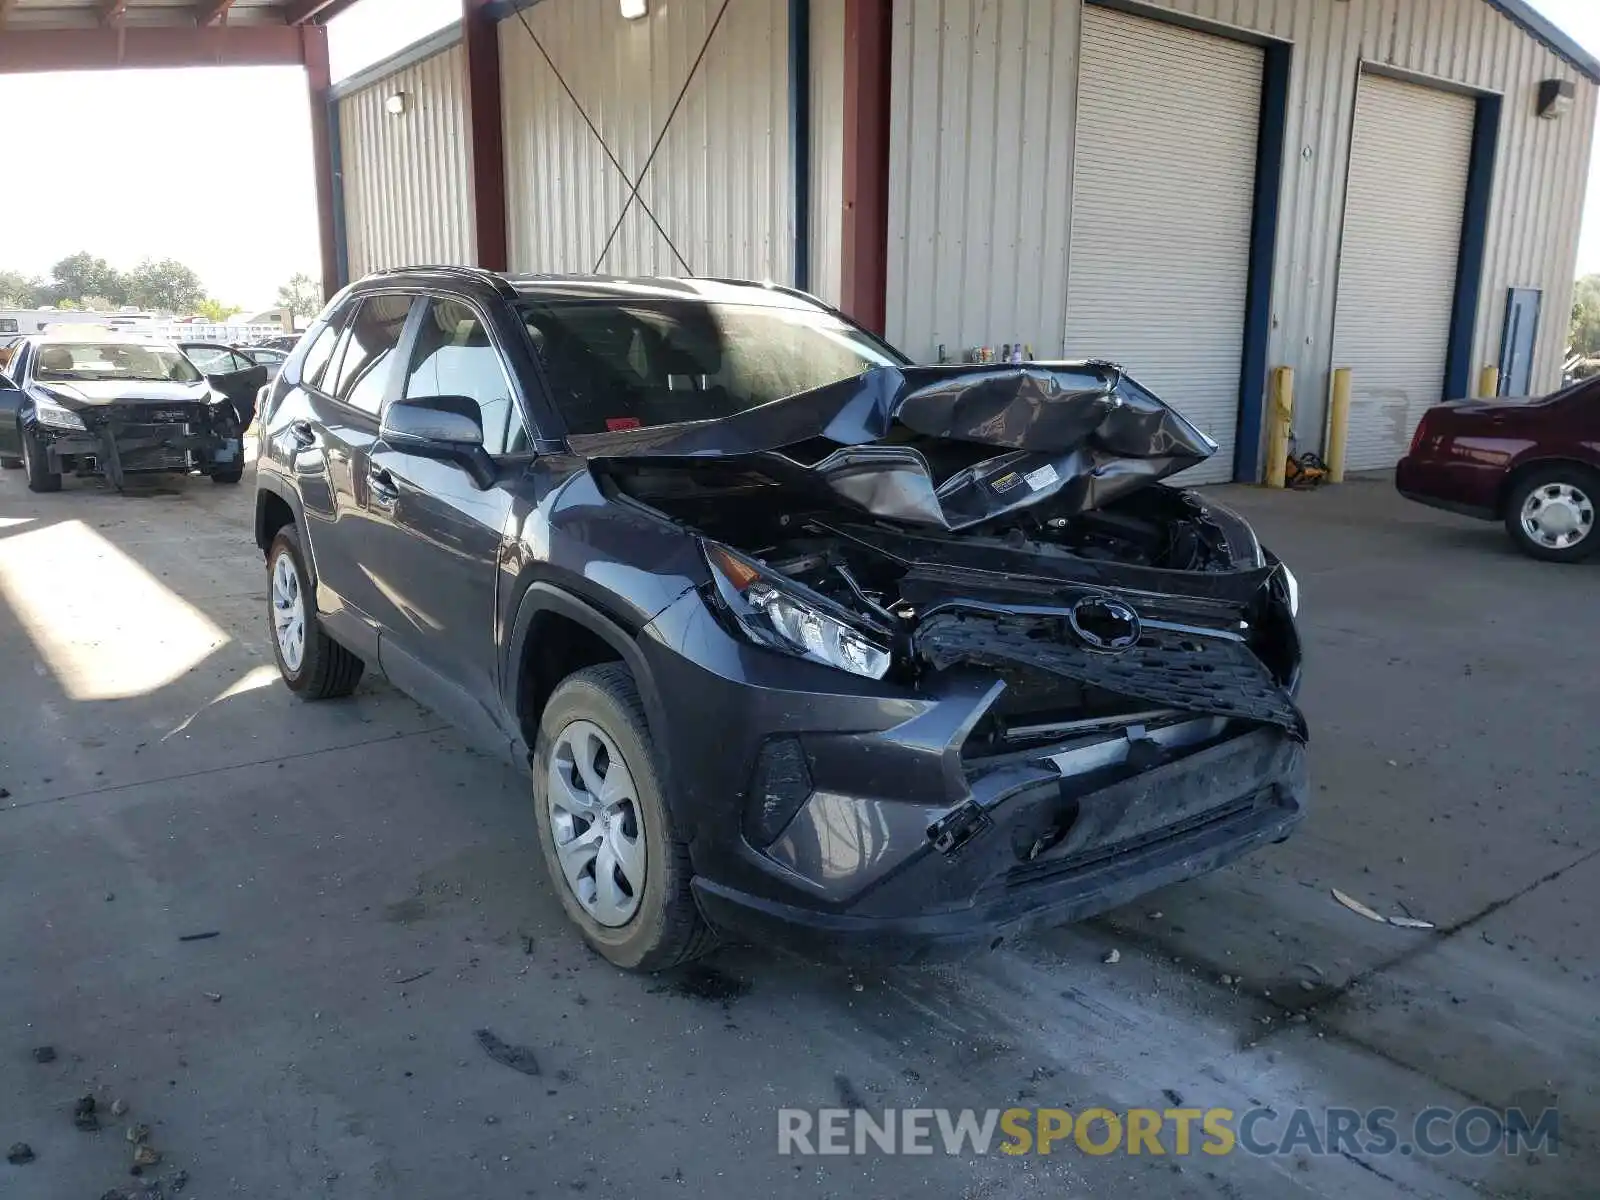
[381,395,495,488]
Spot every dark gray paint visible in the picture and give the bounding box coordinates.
[254,268,1306,959]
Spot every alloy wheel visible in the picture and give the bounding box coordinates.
[1519,482,1594,551]
[546,719,646,927]
[271,550,307,673]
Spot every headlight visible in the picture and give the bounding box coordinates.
[704,542,892,680]
[33,397,87,432]
[1280,563,1300,617]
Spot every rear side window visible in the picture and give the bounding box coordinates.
[327,294,413,415]
[299,318,345,391]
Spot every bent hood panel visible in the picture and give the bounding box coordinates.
[568,363,1218,530]
[35,380,212,409]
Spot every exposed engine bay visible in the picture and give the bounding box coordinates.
[577,362,1305,751]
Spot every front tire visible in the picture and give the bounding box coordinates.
[0,456,20,470]
[211,464,245,485]
[1505,466,1598,562]
[532,663,713,972]
[267,525,364,699]
[20,425,61,493]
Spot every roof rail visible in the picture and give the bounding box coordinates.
[364,264,519,300]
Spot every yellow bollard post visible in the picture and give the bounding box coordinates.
[1478,364,1500,399]
[1326,367,1352,484]
[1264,367,1293,489]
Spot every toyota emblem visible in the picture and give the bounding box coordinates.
[1068,596,1142,653]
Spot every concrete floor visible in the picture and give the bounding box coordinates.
[0,466,1595,1199]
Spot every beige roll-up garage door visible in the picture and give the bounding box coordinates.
[1332,75,1474,472]
[1064,6,1262,485]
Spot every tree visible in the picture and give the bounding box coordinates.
[195,298,242,322]
[55,298,81,310]
[50,252,129,307]
[276,272,323,319]
[1570,274,1600,359]
[0,270,42,308]
[126,258,205,314]
[79,295,116,313]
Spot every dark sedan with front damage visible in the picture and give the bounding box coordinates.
[254,270,1306,970]
[0,335,244,492]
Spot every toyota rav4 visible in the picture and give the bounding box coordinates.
[254,267,1307,971]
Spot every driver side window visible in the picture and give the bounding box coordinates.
[403,298,526,456]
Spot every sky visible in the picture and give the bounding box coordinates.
[0,0,1597,311]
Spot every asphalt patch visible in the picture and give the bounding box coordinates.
[648,964,751,1005]
[474,1028,541,1076]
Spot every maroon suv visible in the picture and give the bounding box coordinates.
[1396,377,1600,562]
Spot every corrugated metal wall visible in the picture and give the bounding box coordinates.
[887,0,1597,454]
[337,39,474,279]
[886,0,1081,366]
[810,0,846,307]
[499,0,793,282]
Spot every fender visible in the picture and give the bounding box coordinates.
[255,471,317,578]
[1498,450,1600,512]
[501,580,675,778]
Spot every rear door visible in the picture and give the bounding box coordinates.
[294,292,420,635]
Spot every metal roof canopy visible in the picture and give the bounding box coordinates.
[0,1,358,71]
[0,0,365,297]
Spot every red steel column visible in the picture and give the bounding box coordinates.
[462,0,509,271]
[302,24,340,300]
[840,0,891,334]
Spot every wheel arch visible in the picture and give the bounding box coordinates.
[503,581,673,779]
[1495,456,1600,517]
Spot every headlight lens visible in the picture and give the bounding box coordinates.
[704,543,892,680]
[33,397,87,432]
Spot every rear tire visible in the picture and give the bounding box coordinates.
[531,663,714,972]
[267,524,364,699]
[20,425,61,493]
[0,456,20,470]
[1504,465,1599,563]
[211,464,245,485]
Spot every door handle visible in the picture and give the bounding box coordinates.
[289,419,316,447]
[368,464,399,506]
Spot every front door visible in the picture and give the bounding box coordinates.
[0,369,23,460]
[366,296,525,750]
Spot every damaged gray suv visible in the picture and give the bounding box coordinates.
[254,268,1306,971]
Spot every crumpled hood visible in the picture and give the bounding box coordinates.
[34,380,212,409]
[567,362,1217,530]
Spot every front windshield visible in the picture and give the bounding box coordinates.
[34,342,203,385]
[517,298,904,435]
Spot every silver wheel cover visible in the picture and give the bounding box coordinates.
[546,719,647,927]
[1520,481,1594,551]
[271,549,307,673]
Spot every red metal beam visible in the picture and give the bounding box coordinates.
[196,0,240,26]
[840,0,892,335]
[285,0,361,26]
[303,24,341,301]
[462,0,508,272]
[0,25,308,73]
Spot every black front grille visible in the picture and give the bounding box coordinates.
[84,403,205,429]
[917,613,1306,739]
